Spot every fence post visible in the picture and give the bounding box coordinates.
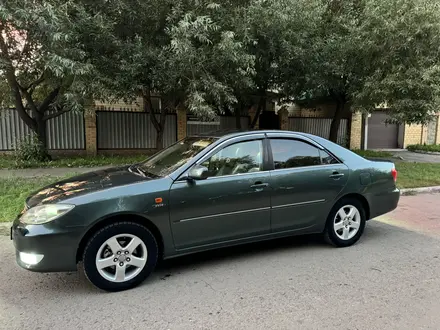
[349,112,362,150]
[177,107,187,140]
[278,108,289,131]
[84,105,97,156]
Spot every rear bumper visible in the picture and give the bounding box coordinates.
[366,188,400,220]
[11,220,82,272]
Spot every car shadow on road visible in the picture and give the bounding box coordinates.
[13,222,393,294]
[156,233,326,273]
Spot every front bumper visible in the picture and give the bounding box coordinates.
[11,220,83,272]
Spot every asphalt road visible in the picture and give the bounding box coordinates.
[1,194,440,330]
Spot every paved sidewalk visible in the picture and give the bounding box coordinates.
[0,166,112,179]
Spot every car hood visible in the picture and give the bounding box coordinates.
[25,166,151,208]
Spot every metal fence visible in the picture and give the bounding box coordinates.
[288,117,349,146]
[0,109,85,150]
[187,116,250,136]
[96,111,177,149]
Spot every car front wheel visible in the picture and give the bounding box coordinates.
[324,198,366,247]
[82,222,158,292]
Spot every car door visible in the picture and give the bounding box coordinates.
[169,135,272,249]
[268,136,349,233]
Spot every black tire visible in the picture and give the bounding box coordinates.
[324,198,366,247]
[83,222,158,292]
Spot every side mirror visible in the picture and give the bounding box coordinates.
[188,165,209,180]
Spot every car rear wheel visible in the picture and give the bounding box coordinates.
[82,222,158,292]
[324,198,366,247]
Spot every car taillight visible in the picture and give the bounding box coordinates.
[391,168,397,182]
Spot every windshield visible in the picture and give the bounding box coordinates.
[138,137,218,177]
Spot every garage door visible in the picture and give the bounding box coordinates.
[367,112,398,149]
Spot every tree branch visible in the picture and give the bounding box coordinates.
[42,107,70,121]
[24,73,45,92]
[19,87,39,113]
[39,87,61,113]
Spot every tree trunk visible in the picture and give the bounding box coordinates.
[33,112,51,160]
[249,90,266,129]
[156,129,164,150]
[329,101,345,143]
[143,89,166,151]
[235,104,242,129]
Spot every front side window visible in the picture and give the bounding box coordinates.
[138,137,218,177]
[201,140,263,177]
[270,139,321,169]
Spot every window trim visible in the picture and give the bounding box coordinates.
[267,137,340,171]
[175,134,269,181]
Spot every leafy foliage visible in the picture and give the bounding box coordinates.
[407,144,440,153]
[280,0,440,140]
[0,0,113,151]
[13,134,49,165]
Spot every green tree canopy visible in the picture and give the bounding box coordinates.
[0,0,113,155]
[280,0,440,141]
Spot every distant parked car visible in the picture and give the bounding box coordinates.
[11,130,400,292]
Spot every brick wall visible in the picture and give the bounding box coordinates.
[177,108,187,140]
[84,108,97,155]
[349,112,362,149]
[403,124,423,147]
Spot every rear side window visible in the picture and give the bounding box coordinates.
[270,139,321,169]
[320,150,340,164]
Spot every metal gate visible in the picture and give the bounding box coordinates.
[187,116,250,136]
[96,111,177,149]
[288,117,348,146]
[367,112,398,149]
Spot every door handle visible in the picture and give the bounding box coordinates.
[251,182,269,189]
[329,172,344,179]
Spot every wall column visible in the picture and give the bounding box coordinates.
[349,112,362,150]
[177,107,187,140]
[435,114,440,144]
[84,105,97,156]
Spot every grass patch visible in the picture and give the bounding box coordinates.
[395,162,440,189]
[0,154,151,169]
[407,144,440,153]
[0,176,69,222]
[352,149,394,158]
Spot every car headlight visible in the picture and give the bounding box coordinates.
[19,204,75,225]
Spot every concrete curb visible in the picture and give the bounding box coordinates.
[400,185,440,196]
[1,186,439,236]
[409,150,440,156]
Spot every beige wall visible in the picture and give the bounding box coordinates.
[349,112,363,150]
[403,124,423,147]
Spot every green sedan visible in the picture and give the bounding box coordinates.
[11,130,400,292]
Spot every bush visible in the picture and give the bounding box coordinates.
[407,144,440,153]
[14,134,50,166]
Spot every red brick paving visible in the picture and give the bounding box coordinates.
[375,193,440,238]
